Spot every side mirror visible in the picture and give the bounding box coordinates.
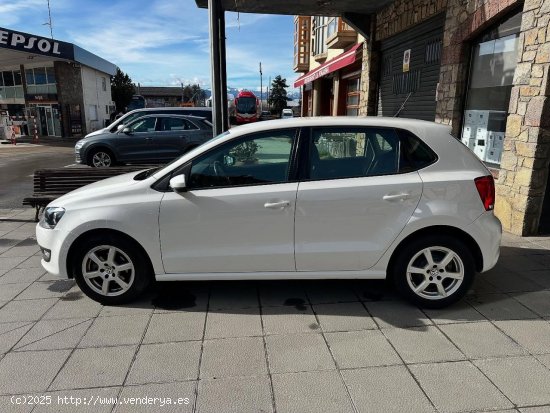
[117,124,124,131]
[169,175,187,193]
[122,127,132,134]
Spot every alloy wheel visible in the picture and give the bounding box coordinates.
[92,151,112,167]
[406,246,464,300]
[81,245,135,296]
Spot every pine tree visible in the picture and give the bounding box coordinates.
[110,68,135,113]
[268,75,290,116]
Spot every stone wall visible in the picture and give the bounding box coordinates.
[435,0,519,136]
[376,0,448,41]
[359,39,379,116]
[496,0,550,235]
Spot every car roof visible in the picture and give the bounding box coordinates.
[132,114,208,120]
[125,107,212,114]
[229,116,451,134]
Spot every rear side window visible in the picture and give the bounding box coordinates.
[398,130,438,172]
[308,127,400,180]
[161,117,199,131]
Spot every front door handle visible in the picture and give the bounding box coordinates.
[145,137,153,141]
[264,201,290,209]
[383,193,411,201]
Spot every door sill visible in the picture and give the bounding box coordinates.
[156,269,386,281]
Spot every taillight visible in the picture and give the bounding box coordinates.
[474,175,495,211]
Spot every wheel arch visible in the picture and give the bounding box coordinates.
[66,228,154,279]
[387,225,484,278]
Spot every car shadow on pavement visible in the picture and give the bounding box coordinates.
[76,244,550,330]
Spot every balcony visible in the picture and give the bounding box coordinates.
[293,16,311,73]
[327,18,357,49]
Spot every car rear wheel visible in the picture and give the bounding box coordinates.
[89,148,115,167]
[392,235,475,308]
[72,234,151,305]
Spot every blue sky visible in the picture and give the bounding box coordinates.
[2,0,296,91]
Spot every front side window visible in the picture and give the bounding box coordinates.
[130,117,157,133]
[188,129,297,189]
[309,127,400,180]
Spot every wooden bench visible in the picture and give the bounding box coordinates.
[23,166,156,221]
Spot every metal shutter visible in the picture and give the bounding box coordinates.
[378,13,445,121]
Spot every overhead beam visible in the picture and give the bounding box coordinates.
[341,13,372,39]
[196,0,393,16]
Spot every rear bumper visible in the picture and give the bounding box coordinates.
[466,212,502,272]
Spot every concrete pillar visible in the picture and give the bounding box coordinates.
[208,0,223,136]
[312,80,322,116]
[332,74,340,115]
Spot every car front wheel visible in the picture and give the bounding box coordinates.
[89,148,115,167]
[392,235,475,308]
[72,234,151,305]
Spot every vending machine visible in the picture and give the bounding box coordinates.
[461,110,477,150]
[463,109,506,164]
[0,110,13,141]
[486,132,504,164]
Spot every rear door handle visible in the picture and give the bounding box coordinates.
[383,193,411,201]
[264,201,290,209]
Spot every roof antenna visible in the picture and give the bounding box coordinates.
[43,0,54,39]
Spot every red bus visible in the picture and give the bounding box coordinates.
[233,90,259,124]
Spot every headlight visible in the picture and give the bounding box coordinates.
[75,140,86,150]
[39,207,66,229]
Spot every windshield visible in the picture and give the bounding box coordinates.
[108,112,145,132]
[236,97,257,114]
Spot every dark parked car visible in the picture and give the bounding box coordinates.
[90,107,213,138]
[75,115,213,167]
[260,110,271,121]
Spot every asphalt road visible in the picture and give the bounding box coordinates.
[0,143,76,208]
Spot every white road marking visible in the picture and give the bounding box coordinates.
[64,164,77,168]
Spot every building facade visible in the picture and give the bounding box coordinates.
[293,16,365,117]
[0,27,116,138]
[293,0,550,236]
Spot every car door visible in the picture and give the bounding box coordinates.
[115,116,158,162]
[150,116,191,161]
[294,127,423,271]
[159,128,299,273]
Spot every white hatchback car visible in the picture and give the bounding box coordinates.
[36,117,501,308]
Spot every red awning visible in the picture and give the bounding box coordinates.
[294,43,362,88]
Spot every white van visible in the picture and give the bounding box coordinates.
[281,109,293,119]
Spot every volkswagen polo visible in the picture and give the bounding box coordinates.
[36,117,501,308]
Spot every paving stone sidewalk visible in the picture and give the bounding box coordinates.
[1,207,550,413]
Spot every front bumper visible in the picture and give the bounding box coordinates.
[36,223,71,279]
[75,150,83,164]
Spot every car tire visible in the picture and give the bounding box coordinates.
[72,233,152,305]
[88,148,115,168]
[391,235,475,309]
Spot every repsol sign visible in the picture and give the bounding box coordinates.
[0,27,74,60]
